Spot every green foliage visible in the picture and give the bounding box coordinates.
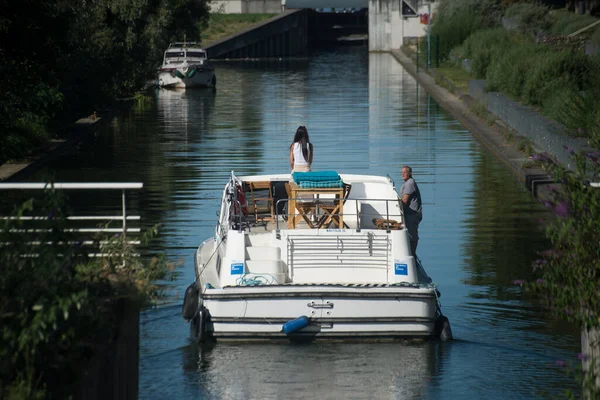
[431,0,503,61]
[504,2,553,35]
[549,9,599,37]
[0,0,210,165]
[461,29,597,127]
[461,28,512,78]
[0,188,169,398]
[485,38,539,98]
[522,48,592,106]
[516,57,600,396]
[543,70,600,138]
[202,13,277,44]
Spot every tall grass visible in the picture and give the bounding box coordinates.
[461,28,512,78]
[504,2,553,35]
[431,0,503,61]
[549,9,599,36]
[460,26,598,135]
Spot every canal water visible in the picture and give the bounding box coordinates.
[30,47,580,398]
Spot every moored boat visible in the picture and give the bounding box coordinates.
[182,171,452,342]
[157,41,216,89]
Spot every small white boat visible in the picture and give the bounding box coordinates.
[157,42,216,89]
[182,171,452,342]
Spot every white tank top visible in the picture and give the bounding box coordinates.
[293,142,310,166]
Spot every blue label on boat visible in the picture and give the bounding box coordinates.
[231,263,244,275]
[394,263,408,275]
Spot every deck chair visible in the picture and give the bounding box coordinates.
[318,183,352,229]
[248,181,274,222]
[285,183,319,228]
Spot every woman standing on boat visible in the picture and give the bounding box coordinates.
[289,126,313,173]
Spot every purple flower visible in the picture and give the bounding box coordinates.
[585,152,600,165]
[554,200,569,217]
[512,279,525,286]
[577,353,590,361]
[535,278,544,284]
[114,233,120,238]
[555,360,566,367]
[563,145,575,155]
[543,200,555,209]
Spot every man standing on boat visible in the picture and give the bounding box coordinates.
[400,165,422,256]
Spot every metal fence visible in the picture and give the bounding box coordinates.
[0,182,144,256]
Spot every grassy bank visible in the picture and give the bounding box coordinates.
[429,0,600,393]
[429,2,600,138]
[202,13,278,45]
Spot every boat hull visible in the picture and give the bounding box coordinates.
[199,285,439,340]
[158,68,215,88]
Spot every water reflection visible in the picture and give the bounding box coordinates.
[26,48,581,399]
[181,342,439,400]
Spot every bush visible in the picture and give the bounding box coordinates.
[462,28,512,78]
[522,48,593,106]
[478,36,535,98]
[0,188,169,398]
[504,2,553,35]
[431,0,503,61]
[549,9,598,36]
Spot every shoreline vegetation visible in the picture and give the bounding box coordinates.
[0,11,274,168]
[202,13,278,46]
[0,8,281,398]
[426,0,600,395]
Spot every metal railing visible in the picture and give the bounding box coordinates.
[272,198,404,233]
[287,234,391,272]
[0,182,143,254]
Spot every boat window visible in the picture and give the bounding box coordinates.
[165,51,185,59]
[186,51,207,59]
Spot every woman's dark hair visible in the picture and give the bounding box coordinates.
[292,126,311,161]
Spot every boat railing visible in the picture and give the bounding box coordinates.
[273,197,404,233]
[0,182,143,257]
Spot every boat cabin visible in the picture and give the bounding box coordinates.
[163,42,207,66]
[201,172,421,288]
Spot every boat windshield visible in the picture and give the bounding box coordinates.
[164,51,185,64]
[186,51,207,60]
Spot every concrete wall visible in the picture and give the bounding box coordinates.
[402,2,438,38]
[210,0,283,14]
[486,92,590,171]
[206,10,308,59]
[369,0,403,51]
[286,0,367,7]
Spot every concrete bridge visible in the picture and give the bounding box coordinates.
[209,0,436,51]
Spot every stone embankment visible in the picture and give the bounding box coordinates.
[391,48,592,203]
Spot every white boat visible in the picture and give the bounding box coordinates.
[182,171,452,342]
[157,42,216,89]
